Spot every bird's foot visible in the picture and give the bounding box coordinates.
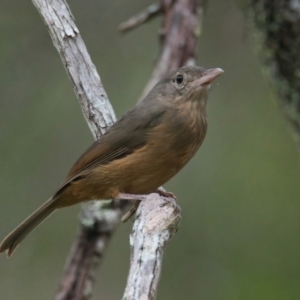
[155,188,180,213]
[117,190,179,222]
[155,187,177,201]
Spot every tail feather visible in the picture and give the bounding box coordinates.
[0,197,58,257]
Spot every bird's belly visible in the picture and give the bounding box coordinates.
[93,142,195,196]
[56,148,186,206]
[121,161,179,194]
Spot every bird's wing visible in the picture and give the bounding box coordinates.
[53,101,167,197]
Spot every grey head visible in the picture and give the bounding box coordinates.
[147,66,224,104]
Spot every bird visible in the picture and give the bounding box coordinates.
[0,65,223,256]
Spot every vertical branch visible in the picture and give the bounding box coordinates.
[140,0,206,98]
[122,194,181,300]
[247,1,300,148]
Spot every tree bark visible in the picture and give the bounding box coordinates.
[122,194,181,300]
[247,0,300,148]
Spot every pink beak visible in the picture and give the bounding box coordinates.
[197,68,224,86]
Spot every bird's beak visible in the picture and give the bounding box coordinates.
[196,68,224,86]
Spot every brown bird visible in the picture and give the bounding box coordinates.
[0,66,223,256]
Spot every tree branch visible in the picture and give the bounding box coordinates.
[31,1,130,299]
[248,0,300,148]
[140,0,206,99]
[118,3,161,33]
[32,0,116,137]
[122,194,181,300]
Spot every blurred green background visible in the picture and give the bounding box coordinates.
[1,0,300,299]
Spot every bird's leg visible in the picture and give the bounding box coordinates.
[117,190,178,223]
[155,187,180,214]
[116,193,148,201]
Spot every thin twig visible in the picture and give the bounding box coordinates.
[119,3,161,33]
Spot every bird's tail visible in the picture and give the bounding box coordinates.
[0,197,58,257]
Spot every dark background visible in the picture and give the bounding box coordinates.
[1,0,300,299]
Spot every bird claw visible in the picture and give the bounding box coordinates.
[119,190,179,222]
[155,189,180,213]
[155,188,177,201]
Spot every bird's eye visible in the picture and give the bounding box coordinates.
[176,74,184,85]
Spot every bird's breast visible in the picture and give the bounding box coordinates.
[117,104,206,193]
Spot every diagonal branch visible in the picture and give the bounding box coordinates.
[32,0,116,137]
[118,3,161,33]
[31,1,131,299]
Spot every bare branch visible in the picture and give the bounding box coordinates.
[55,200,127,300]
[122,194,181,300]
[119,3,161,33]
[140,0,206,100]
[31,0,116,138]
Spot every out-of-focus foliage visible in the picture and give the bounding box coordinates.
[0,0,300,299]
